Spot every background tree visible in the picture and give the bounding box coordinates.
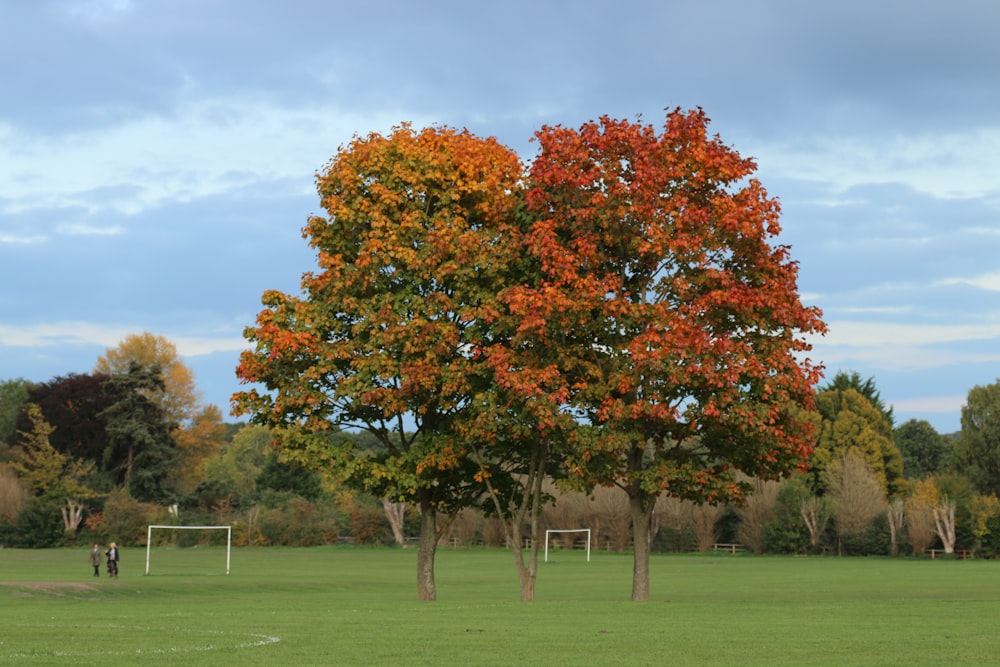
[689,503,725,552]
[95,331,201,425]
[12,373,112,472]
[953,380,1000,495]
[8,404,96,537]
[906,478,939,555]
[970,493,1000,557]
[233,124,524,601]
[0,378,32,450]
[256,453,325,501]
[500,109,826,600]
[886,497,905,556]
[762,475,818,554]
[0,464,28,523]
[894,418,950,480]
[824,449,887,554]
[933,471,976,551]
[171,404,227,496]
[810,387,904,496]
[101,363,178,503]
[825,371,894,427]
[198,424,272,511]
[734,477,782,553]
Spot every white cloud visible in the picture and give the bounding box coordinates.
[891,395,966,415]
[0,100,433,216]
[938,271,1000,292]
[57,222,125,236]
[758,127,1000,200]
[0,322,246,357]
[819,320,1000,348]
[805,319,1000,375]
[0,232,47,244]
[0,322,134,348]
[172,336,249,357]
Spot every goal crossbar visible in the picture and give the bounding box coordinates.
[544,528,591,562]
[145,524,232,575]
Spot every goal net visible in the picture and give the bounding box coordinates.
[145,525,232,575]
[544,528,591,562]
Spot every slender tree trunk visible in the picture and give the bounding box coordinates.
[123,446,134,495]
[417,492,438,601]
[518,444,546,602]
[628,488,654,601]
[476,440,547,601]
[887,499,904,557]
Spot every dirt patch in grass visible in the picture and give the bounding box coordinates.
[0,581,101,598]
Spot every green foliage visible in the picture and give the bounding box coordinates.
[811,387,904,496]
[825,370,894,427]
[974,508,1000,558]
[198,424,272,509]
[100,489,167,547]
[14,498,64,548]
[763,477,816,554]
[954,380,1000,494]
[894,419,950,480]
[256,454,325,501]
[101,363,178,503]
[0,377,32,446]
[934,471,977,549]
[255,498,343,546]
[12,373,112,469]
[839,513,892,556]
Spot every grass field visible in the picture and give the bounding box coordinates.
[1,546,999,665]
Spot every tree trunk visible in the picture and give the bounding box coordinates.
[61,499,85,533]
[799,497,828,550]
[628,488,654,601]
[510,519,536,602]
[417,493,438,601]
[518,446,545,602]
[933,500,957,554]
[886,499,904,557]
[381,498,408,546]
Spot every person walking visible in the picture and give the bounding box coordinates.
[89,544,101,577]
[106,542,119,580]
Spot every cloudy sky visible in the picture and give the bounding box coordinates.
[2,0,999,434]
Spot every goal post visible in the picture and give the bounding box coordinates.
[544,528,591,562]
[145,525,232,575]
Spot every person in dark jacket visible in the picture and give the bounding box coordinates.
[106,542,119,579]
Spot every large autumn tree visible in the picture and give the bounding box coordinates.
[500,109,826,600]
[233,124,524,601]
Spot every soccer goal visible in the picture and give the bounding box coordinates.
[544,528,591,562]
[145,525,232,575]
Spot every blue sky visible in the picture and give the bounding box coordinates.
[2,0,999,434]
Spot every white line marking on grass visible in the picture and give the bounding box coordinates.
[2,627,280,660]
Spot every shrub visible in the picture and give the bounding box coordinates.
[15,499,64,548]
[256,498,342,546]
[351,503,390,545]
[102,489,167,546]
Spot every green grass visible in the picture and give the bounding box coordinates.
[1,546,999,665]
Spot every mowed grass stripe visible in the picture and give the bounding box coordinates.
[1,547,998,665]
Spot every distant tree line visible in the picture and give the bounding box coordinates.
[4,363,1000,563]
